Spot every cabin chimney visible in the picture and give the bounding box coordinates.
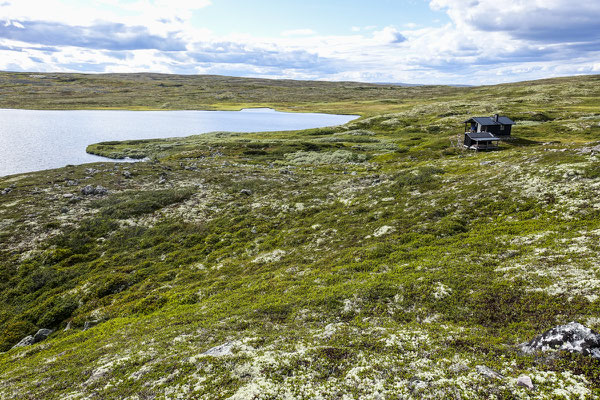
[493,114,499,122]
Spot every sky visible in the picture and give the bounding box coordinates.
[1,0,599,85]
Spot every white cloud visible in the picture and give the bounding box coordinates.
[0,0,599,85]
[430,0,600,42]
[372,26,407,44]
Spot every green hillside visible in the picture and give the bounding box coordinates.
[1,73,600,399]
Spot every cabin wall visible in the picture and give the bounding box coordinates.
[487,125,500,135]
[464,133,472,146]
[498,125,512,136]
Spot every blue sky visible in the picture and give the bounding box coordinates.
[1,0,599,84]
[193,0,449,36]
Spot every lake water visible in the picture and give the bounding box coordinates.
[0,108,357,177]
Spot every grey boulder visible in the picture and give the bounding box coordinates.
[517,375,535,390]
[33,328,53,343]
[81,185,108,196]
[12,335,35,349]
[520,322,600,358]
[11,328,53,349]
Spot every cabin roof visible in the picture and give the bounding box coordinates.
[463,116,515,126]
[466,132,500,141]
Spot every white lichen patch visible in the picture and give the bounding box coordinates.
[432,282,452,300]
[253,249,286,263]
[372,225,395,238]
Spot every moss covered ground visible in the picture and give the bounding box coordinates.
[1,73,600,398]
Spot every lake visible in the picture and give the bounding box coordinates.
[0,108,357,177]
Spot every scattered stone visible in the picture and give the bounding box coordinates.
[1,185,15,195]
[63,193,74,199]
[475,365,504,380]
[94,185,108,195]
[449,363,470,373]
[64,321,72,331]
[577,144,600,155]
[202,342,234,357]
[33,328,52,343]
[520,321,600,358]
[123,171,132,178]
[81,185,108,196]
[158,175,167,184]
[12,335,34,349]
[517,375,535,390]
[240,189,253,196]
[65,179,79,186]
[83,320,100,331]
[81,185,96,195]
[480,161,495,166]
[85,168,100,175]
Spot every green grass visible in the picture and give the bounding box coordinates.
[1,72,600,398]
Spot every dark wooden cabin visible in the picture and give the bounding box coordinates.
[462,114,515,150]
[464,131,500,151]
[463,114,515,137]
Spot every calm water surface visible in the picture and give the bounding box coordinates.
[0,108,357,176]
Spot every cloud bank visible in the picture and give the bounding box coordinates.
[0,0,599,84]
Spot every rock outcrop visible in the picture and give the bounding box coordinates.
[11,328,53,349]
[520,322,600,358]
[81,185,108,196]
[33,328,52,343]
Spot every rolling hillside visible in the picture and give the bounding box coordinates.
[1,73,600,399]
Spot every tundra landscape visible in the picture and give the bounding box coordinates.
[1,72,600,398]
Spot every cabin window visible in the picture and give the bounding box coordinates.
[500,125,505,131]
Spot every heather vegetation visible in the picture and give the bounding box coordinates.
[1,73,600,398]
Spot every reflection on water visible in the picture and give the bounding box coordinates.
[0,108,357,176]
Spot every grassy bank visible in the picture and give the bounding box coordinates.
[0,73,600,398]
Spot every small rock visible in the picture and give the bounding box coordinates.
[449,363,470,373]
[158,175,167,184]
[81,185,108,196]
[203,342,234,357]
[83,320,100,331]
[476,365,504,380]
[480,161,495,166]
[517,375,535,390]
[63,193,74,199]
[123,171,132,178]
[81,185,95,195]
[1,185,15,195]
[33,328,52,343]
[64,321,72,331]
[12,335,35,349]
[520,322,600,358]
[240,189,253,196]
